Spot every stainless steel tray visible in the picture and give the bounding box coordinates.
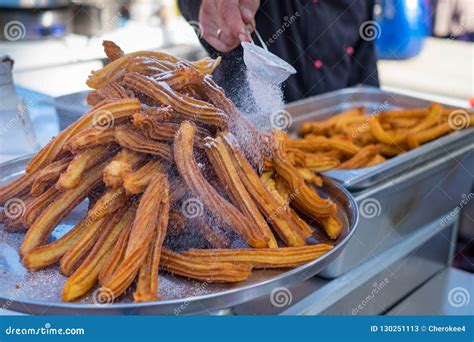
[286,86,474,190]
[0,156,358,315]
[319,141,474,278]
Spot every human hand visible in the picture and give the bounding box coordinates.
[198,0,260,52]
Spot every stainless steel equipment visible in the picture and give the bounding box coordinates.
[233,212,460,315]
[286,86,474,190]
[0,156,358,315]
[285,86,473,278]
[320,143,473,278]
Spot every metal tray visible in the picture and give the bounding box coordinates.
[286,86,474,190]
[319,141,474,278]
[0,156,358,315]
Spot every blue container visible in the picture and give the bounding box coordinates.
[375,0,430,60]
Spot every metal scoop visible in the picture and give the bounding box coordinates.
[242,28,296,84]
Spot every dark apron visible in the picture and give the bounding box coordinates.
[178,0,379,106]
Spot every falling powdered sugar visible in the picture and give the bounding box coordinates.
[241,71,285,132]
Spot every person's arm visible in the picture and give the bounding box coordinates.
[178,0,259,52]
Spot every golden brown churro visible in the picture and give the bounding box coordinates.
[160,249,252,283]
[292,104,472,171]
[0,41,350,303]
[174,121,267,248]
[183,244,334,268]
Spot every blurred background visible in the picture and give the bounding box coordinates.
[0,0,472,98]
[0,0,472,272]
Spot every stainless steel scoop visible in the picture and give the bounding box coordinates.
[242,29,296,84]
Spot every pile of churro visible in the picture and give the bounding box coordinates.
[0,41,341,303]
[291,105,473,170]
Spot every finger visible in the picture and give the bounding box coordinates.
[240,6,255,25]
[219,0,247,40]
[206,35,235,52]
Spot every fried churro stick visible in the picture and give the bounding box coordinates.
[260,173,313,240]
[407,122,454,149]
[22,215,97,271]
[101,173,169,299]
[223,135,306,247]
[30,157,72,196]
[114,125,173,161]
[152,64,204,90]
[133,196,169,302]
[0,172,35,206]
[183,244,333,268]
[200,77,270,168]
[98,216,132,285]
[23,186,61,228]
[123,72,228,129]
[63,126,116,152]
[304,154,340,172]
[271,131,336,218]
[60,216,108,276]
[299,108,363,136]
[160,249,252,283]
[86,187,128,221]
[98,81,134,101]
[205,136,277,248]
[19,162,106,256]
[174,121,267,248]
[58,146,113,190]
[370,154,386,165]
[103,149,145,188]
[132,112,212,143]
[103,40,124,62]
[125,57,175,76]
[271,131,341,239]
[87,50,220,89]
[62,206,135,301]
[337,145,381,170]
[123,159,163,195]
[287,136,360,155]
[26,99,141,174]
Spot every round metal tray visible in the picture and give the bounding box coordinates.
[0,155,359,315]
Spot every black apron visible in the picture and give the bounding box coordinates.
[178,0,379,106]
